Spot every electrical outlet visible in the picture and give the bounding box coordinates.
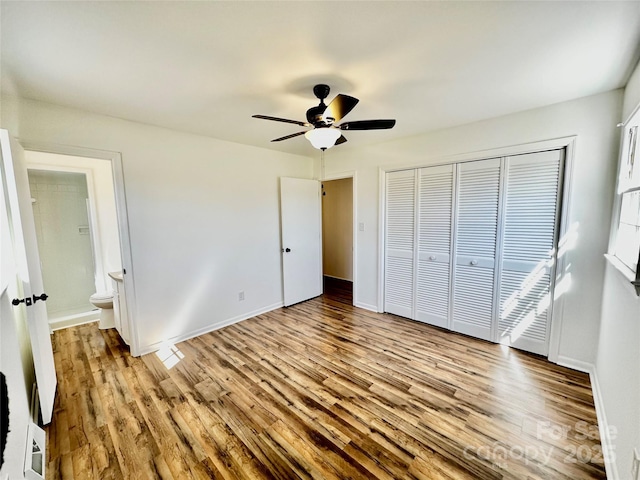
[632,448,640,480]
[238,291,245,301]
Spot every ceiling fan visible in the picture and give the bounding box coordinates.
[252,84,396,150]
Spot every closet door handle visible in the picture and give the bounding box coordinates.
[429,255,437,261]
[470,260,478,266]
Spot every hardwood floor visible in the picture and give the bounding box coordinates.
[46,286,605,479]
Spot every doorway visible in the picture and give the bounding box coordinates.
[24,150,123,331]
[321,177,354,304]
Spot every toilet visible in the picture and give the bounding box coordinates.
[90,292,115,329]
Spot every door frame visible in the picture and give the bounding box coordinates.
[18,140,140,356]
[377,136,576,363]
[321,170,358,307]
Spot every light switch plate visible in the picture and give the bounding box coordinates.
[359,222,365,232]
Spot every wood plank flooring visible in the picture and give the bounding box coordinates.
[46,281,605,479]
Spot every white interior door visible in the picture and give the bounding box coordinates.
[415,165,455,328]
[280,177,322,307]
[384,170,416,318]
[0,129,57,424]
[498,150,563,355]
[452,158,501,342]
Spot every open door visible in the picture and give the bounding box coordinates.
[280,177,322,306]
[0,130,57,424]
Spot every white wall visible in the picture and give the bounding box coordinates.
[324,90,623,365]
[2,96,314,355]
[594,58,640,479]
[596,263,640,478]
[25,151,122,295]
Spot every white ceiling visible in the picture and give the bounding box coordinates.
[2,1,640,157]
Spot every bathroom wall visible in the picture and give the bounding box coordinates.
[28,170,95,318]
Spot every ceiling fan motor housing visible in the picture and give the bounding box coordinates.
[313,84,330,101]
[307,84,331,124]
[306,105,327,125]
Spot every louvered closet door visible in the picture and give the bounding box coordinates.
[415,165,454,328]
[385,170,416,318]
[452,158,501,341]
[498,150,562,356]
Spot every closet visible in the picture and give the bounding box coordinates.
[384,149,564,356]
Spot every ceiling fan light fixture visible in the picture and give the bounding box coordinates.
[305,127,341,150]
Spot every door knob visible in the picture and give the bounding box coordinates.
[33,293,48,303]
[285,248,291,253]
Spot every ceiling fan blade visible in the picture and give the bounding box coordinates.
[335,135,348,145]
[339,119,396,131]
[253,115,311,127]
[322,94,359,124]
[271,131,307,142]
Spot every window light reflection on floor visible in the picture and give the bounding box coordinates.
[156,344,185,369]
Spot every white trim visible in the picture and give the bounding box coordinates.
[621,99,640,130]
[547,138,576,363]
[604,253,636,282]
[377,136,577,362]
[556,356,619,480]
[17,140,141,356]
[49,312,99,331]
[320,171,358,306]
[377,167,386,312]
[136,301,284,356]
[556,355,592,373]
[381,136,579,174]
[354,301,378,313]
[604,254,640,297]
[608,122,629,253]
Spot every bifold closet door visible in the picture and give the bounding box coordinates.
[384,169,416,318]
[452,158,501,342]
[498,150,563,356]
[415,165,454,328]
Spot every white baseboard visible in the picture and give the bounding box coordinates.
[557,356,618,479]
[556,355,592,374]
[137,301,284,356]
[354,301,379,313]
[49,311,99,332]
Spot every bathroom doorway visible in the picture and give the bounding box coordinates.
[25,150,123,331]
[321,176,355,305]
[28,170,96,319]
